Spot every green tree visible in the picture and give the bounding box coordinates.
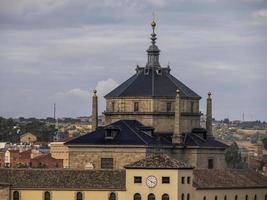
[225,142,245,169]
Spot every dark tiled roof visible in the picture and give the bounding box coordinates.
[105,68,200,99]
[193,169,267,189]
[65,120,171,146]
[184,133,229,149]
[125,154,193,169]
[0,169,125,190]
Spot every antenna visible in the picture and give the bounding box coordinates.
[54,103,56,120]
[152,10,155,21]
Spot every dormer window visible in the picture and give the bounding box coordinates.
[144,68,149,75]
[138,126,154,136]
[156,69,162,75]
[166,102,172,112]
[104,126,120,140]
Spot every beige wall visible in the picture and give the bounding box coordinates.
[68,147,146,169]
[11,190,125,200]
[50,142,69,168]
[20,133,37,143]
[0,186,9,200]
[193,188,267,200]
[125,168,193,200]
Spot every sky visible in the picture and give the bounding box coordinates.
[0,0,266,121]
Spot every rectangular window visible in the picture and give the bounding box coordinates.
[166,102,172,112]
[187,176,191,184]
[190,102,194,113]
[101,158,113,169]
[111,101,115,112]
[134,176,142,183]
[181,176,185,184]
[134,102,139,112]
[162,176,170,184]
[208,159,214,169]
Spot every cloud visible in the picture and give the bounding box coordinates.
[95,78,119,96]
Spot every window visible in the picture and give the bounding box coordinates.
[162,194,169,200]
[109,192,116,200]
[215,196,218,200]
[101,158,113,169]
[187,193,190,200]
[224,195,227,200]
[134,176,142,183]
[13,191,19,200]
[190,102,194,113]
[187,177,191,184]
[134,102,139,112]
[265,194,267,200]
[254,195,257,200]
[76,192,83,200]
[44,191,51,200]
[162,176,170,184]
[181,176,185,184]
[203,196,206,200]
[111,102,115,112]
[166,102,172,112]
[134,193,141,200]
[235,195,238,200]
[245,195,248,200]
[208,159,214,169]
[181,193,185,200]
[148,193,155,200]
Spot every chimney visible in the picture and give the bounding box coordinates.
[92,90,98,131]
[206,91,213,137]
[172,89,182,145]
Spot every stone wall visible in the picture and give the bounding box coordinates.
[0,185,10,200]
[105,97,200,133]
[68,147,146,169]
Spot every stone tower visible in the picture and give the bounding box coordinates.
[206,92,213,137]
[104,21,201,133]
[91,90,98,131]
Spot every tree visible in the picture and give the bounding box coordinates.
[262,138,267,150]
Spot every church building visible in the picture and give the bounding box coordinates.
[65,20,228,170]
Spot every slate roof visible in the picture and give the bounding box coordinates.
[105,68,200,99]
[193,169,267,189]
[124,154,193,169]
[0,168,125,190]
[65,120,171,146]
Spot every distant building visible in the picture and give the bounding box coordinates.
[30,153,63,168]
[0,151,5,167]
[50,142,69,168]
[20,132,37,143]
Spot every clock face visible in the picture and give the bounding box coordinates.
[146,175,157,188]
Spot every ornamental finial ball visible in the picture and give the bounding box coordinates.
[176,89,180,94]
[151,20,156,28]
[208,91,211,97]
[93,89,97,94]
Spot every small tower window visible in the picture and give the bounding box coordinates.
[224,195,227,200]
[187,176,191,184]
[13,191,19,200]
[208,158,214,169]
[109,192,116,200]
[166,102,172,112]
[76,192,83,200]
[134,102,139,112]
[245,195,248,200]
[134,193,141,200]
[203,196,206,200]
[254,195,257,200]
[44,191,51,200]
[190,102,194,113]
[148,193,155,200]
[111,101,115,112]
[162,194,169,200]
[182,193,185,200]
[187,193,190,200]
[235,195,238,200]
[215,196,218,200]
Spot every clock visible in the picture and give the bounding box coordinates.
[146,175,157,188]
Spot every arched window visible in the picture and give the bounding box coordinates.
[254,195,257,200]
[224,195,227,200]
[44,191,51,200]
[215,196,218,200]
[245,195,248,200]
[235,195,238,200]
[162,193,169,200]
[182,193,185,200]
[76,192,83,200]
[13,191,19,200]
[109,192,116,200]
[265,194,267,200]
[148,193,155,200]
[203,196,206,200]
[134,193,141,200]
[187,193,190,200]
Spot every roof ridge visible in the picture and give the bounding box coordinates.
[121,121,148,145]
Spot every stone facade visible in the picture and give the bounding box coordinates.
[105,97,200,133]
[0,185,9,200]
[68,147,146,169]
